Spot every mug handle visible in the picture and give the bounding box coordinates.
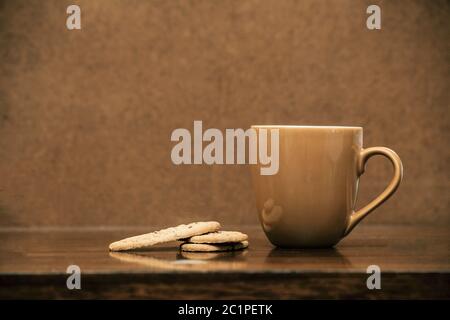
[344,147,403,236]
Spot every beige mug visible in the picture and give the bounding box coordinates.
[250,125,403,247]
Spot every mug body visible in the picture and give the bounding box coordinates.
[251,126,363,247]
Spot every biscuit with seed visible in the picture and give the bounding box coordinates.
[109,221,221,251]
[179,250,247,260]
[186,231,248,244]
[180,240,249,252]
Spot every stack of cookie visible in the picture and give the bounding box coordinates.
[109,221,248,252]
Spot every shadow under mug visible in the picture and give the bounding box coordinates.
[250,125,403,248]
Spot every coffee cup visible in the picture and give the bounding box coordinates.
[250,125,403,247]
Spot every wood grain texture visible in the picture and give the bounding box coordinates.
[0,225,448,299]
[0,0,449,227]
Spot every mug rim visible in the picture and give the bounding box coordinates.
[251,125,362,129]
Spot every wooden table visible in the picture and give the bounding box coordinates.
[0,225,448,299]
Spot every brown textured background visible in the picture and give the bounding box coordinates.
[0,0,448,227]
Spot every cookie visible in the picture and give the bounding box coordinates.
[187,231,248,244]
[180,240,249,252]
[109,221,221,251]
[179,250,247,260]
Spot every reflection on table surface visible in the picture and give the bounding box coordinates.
[0,225,449,274]
[110,249,249,271]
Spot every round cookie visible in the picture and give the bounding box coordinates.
[187,231,248,244]
[179,250,247,260]
[180,241,249,252]
[109,221,221,251]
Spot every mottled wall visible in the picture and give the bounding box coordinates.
[0,0,448,227]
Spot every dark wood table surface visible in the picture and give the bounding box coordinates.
[0,225,448,299]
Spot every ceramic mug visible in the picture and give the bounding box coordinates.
[250,125,403,247]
